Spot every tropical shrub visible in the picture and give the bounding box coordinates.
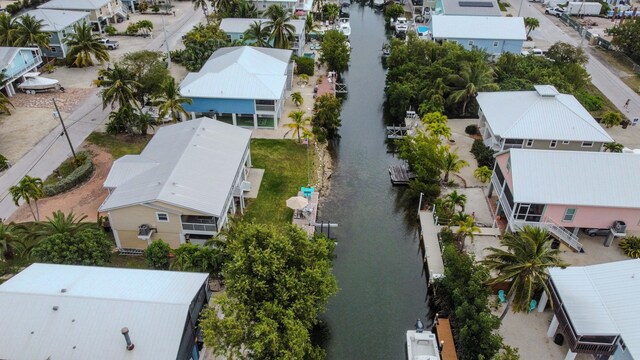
[104,25,117,36]
[575,91,604,112]
[43,152,94,196]
[465,124,479,135]
[620,236,640,258]
[126,23,139,35]
[0,154,8,171]
[32,229,112,266]
[144,240,171,269]
[470,139,495,168]
[601,111,624,128]
[294,56,314,76]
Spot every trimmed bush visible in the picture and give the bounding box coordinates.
[43,151,94,196]
[470,139,496,168]
[620,236,640,258]
[105,25,117,36]
[145,240,171,269]
[294,56,315,76]
[465,124,479,135]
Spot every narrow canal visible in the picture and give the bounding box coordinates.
[319,4,429,359]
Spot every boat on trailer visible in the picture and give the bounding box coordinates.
[338,17,351,37]
[18,72,61,94]
[407,319,441,360]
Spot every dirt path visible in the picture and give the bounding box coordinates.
[9,144,113,223]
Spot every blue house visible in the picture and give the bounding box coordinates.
[430,15,526,57]
[219,18,306,56]
[180,46,293,129]
[0,47,43,96]
[22,9,91,59]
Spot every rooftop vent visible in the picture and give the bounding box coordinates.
[121,327,135,351]
[534,85,559,97]
[458,1,494,7]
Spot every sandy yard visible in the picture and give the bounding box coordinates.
[9,144,112,223]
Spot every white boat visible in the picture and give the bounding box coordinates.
[18,73,60,93]
[373,0,385,7]
[338,18,351,37]
[406,330,441,360]
[395,17,409,33]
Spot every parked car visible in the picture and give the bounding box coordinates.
[521,48,545,56]
[583,228,611,237]
[545,6,565,16]
[98,38,120,50]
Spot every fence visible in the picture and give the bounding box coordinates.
[558,14,614,50]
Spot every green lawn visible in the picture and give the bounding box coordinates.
[244,139,314,225]
[86,132,151,159]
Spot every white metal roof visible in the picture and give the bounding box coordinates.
[23,9,90,32]
[507,149,640,208]
[100,118,252,216]
[180,46,292,100]
[0,263,208,360]
[549,260,640,357]
[477,87,613,142]
[430,15,526,40]
[440,0,502,16]
[38,0,110,10]
[219,18,305,36]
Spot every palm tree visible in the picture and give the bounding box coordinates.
[324,3,340,23]
[291,91,304,107]
[450,212,479,250]
[243,21,270,47]
[135,111,156,135]
[427,122,452,140]
[524,17,540,37]
[474,166,492,183]
[192,0,210,23]
[0,13,17,47]
[14,14,49,49]
[443,190,466,213]
[64,22,110,67]
[442,147,469,183]
[286,110,310,143]
[36,210,93,238]
[98,64,141,110]
[212,0,235,15]
[136,19,154,36]
[0,91,15,115]
[9,175,44,221]
[483,226,567,319]
[448,61,496,115]
[264,5,295,49]
[236,0,258,18]
[304,13,319,39]
[604,142,624,153]
[153,77,193,123]
[0,222,19,260]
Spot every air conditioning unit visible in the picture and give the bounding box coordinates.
[137,224,155,240]
[612,221,627,234]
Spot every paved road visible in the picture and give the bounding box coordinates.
[0,7,204,220]
[510,0,640,147]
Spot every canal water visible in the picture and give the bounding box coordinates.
[318,4,429,359]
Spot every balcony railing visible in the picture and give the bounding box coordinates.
[256,104,275,111]
[181,215,218,233]
[182,223,217,232]
[512,217,582,252]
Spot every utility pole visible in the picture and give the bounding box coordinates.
[517,0,525,17]
[52,98,77,161]
[161,14,171,67]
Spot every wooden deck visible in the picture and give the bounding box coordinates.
[435,317,458,360]
[418,210,444,283]
[389,164,415,185]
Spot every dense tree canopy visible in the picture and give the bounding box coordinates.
[32,229,112,266]
[319,29,351,74]
[200,222,337,359]
[171,24,231,71]
[312,94,342,142]
[609,18,640,64]
[118,50,171,105]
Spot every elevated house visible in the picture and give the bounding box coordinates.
[99,118,252,251]
[433,0,502,16]
[219,18,306,56]
[22,9,91,59]
[0,263,210,360]
[541,260,640,360]
[489,149,640,251]
[477,85,613,151]
[429,15,526,57]
[180,46,293,129]
[38,0,126,33]
[0,47,42,97]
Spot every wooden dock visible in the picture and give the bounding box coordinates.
[389,164,415,185]
[386,125,411,139]
[435,317,458,360]
[418,210,445,283]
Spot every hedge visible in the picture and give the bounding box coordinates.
[294,56,315,76]
[470,139,496,169]
[43,151,95,197]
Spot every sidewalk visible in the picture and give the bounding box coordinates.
[0,7,204,220]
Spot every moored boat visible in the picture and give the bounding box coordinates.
[406,319,441,360]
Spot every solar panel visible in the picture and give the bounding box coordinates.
[458,1,494,7]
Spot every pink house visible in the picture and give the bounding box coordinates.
[488,149,640,251]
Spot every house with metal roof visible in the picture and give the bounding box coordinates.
[489,149,640,252]
[99,117,252,251]
[22,9,91,59]
[38,0,126,33]
[434,0,502,16]
[477,85,614,151]
[429,15,526,56]
[180,46,293,129]
[539,260,640,360]
[220,18,306,56]
[0,47,42,97]
[0,263,209,360]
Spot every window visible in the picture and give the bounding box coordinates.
[493,41,499,47]
[550,140,557,148]
[562,140,570,144]
[468,40,474,46]
[239,34,244,40]
[156,212,169,222]
[582,141,593,147]
[526,139,534,147]
[51,47,57,53]
[563,208,576,222]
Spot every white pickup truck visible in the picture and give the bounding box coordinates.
[545,6,565,16]
[98,38,119,50]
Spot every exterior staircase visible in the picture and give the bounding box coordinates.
[512,217,583,252]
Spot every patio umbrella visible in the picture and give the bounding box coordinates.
[286,196,308,210]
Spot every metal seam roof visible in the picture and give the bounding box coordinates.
[431,15,526,40]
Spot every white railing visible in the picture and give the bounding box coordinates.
[512,217,582,252]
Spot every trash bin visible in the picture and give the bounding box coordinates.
[554,333,564,346]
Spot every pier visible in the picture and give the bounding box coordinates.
[418,209,445,283]
[389,164,415,185]
[385,110,421,139]
[292,190,319,236]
